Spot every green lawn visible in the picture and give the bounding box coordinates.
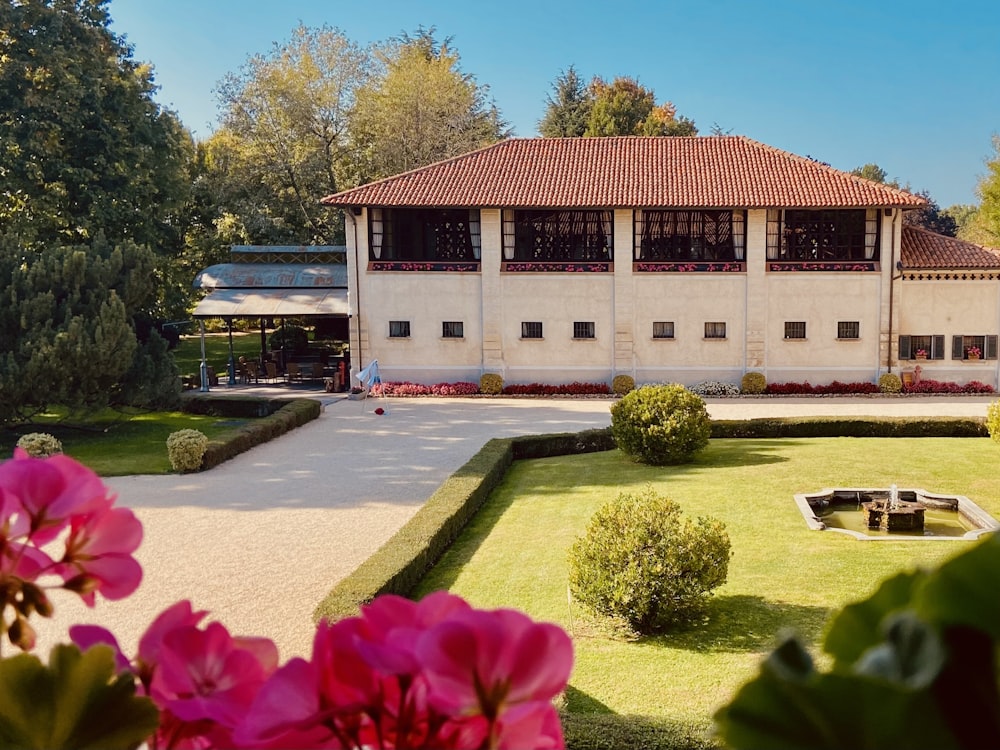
[414,437,1000,736]
[0,408,239,475]
[172,332,264,377]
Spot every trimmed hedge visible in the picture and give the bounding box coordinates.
[313,438,515,623]
[181,395,287,419]
[711,416,988,438]
[189,397,322,470]
[561,714,718,750]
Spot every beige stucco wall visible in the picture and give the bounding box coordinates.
[897,276,1000,384]
[342,206,1000,389]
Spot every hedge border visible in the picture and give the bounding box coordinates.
[182,395,322,471]
[711,416,987,438]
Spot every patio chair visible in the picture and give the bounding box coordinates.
[264,361,278,383]
[311,362,324,381]
[286,362,302,383]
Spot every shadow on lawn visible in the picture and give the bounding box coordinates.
[644,594,831,654]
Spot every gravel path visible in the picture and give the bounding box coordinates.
[30,393,994,662]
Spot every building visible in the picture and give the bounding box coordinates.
[320,136,1000,388]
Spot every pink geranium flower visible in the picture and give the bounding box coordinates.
[57,499,143,605]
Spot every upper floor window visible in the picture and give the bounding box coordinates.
[704,322,727,339]
[521,321,543,339]
[652,321,675,339]
[502,210,612,262]
[784,321,806,339]
[766,209,879,262]
[442,321,464,339]
[634,210,746,262]
[370,208,481,262]
[388,320,411,338]
[573,321,595,339]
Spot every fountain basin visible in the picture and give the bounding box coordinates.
[794,488,1000,541]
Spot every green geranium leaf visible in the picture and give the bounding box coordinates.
[823,570,925,668]
[0,644,158,750]
[715,638,959,750]
[916,535,1000,636]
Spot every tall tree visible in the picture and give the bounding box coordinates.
[972,134,1000,246]
[538,66,591,137]
[213,24,371,245]
[351,28,510,180]
[851,164,957,237]
[0,0,186,423]
[583,76,696,137]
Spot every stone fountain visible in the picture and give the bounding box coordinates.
[860,484,925,532]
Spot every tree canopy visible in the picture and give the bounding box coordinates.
[850,163,956,237]
[0,0,185,424]
[351,28,509,180]
[539,71,696,138]
[972,134,1000,246]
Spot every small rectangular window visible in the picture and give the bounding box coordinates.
[388,320,410,338]
[521,321,543,339]
[652,321,675,339]
[442,321,464,338]
[784,321,807,340]
[837,321,860,339]
[704,322,727,339]
[573,321,595,339]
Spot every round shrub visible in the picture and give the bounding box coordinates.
[16,432,63,458]
[268,324,309,354]
[166,429,209,473]
[740,371,767,395]
[878,372,902,394]
[612,374,636,396]
[987,401,1000,443]
[569,485,732,634]
[479,373,503,395]
[610,384,711,465]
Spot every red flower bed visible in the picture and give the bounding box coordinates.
[501,381,611,396]
[903,379,994,394]
[765,379,994,395]
[377,381,479,396]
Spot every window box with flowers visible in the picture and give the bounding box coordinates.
[914,349,928,360]
[966,346,982,361]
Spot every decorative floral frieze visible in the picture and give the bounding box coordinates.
[368,261,480,272]
[501,261,612,272]
[768,261,878,272]
[633,262,746,272]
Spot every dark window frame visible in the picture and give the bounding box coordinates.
[573,321,595,339]
[652,321,675,339]
[521,321,544,339]
[704,321,727,339]
[442,321,464,339]
[369,208,481,262]
[634,210,746,262]
[837,321,860,340]
[503,210,613,262]
[767,209,880,262]
[388,320,411,338]
[951,334,998,360]
[784,321,807,339]
[898,334,946,360]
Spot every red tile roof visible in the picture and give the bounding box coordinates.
[321,136,927,209]
[901,225,1000,269]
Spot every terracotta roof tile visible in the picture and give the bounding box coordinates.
[901,225,1000,269]
[321,136,927,209]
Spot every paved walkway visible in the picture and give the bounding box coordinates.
[32,391,995,662]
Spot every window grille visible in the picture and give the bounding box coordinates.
[635,210,745,262]
[573,321,595,339]
[898,335,945,360]
[442,321,464,338]
[766,209,878,262]
[505,210,613,262]
[369,209,480,262]
[952,335,998,360]
[388,320,410,338]
[784,321,807,339]
[704,322,727,339]
[837,321,860,339]
[652,321,675,339]
[521,321,543,339]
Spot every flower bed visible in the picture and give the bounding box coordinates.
[502,381,611,396]
[376,381,480,396]
[764,379,995,395]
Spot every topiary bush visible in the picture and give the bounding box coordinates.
[878,372,903,394]
[16,432,63,457]
[987,400,1000,443]
[610,384,711,465]
[479,373,503,395]
[166,429,209,472]
[568,485,732,634]
[611,374,636,396]
[740,371,767,395]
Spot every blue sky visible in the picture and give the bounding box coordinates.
[109,0,999,208]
